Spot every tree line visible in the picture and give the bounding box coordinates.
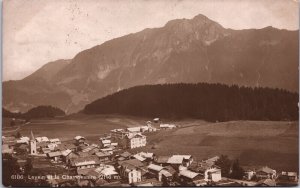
[84,83,298,121]
[3,105,65,120]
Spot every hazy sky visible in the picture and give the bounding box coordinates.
[3,0,299,81]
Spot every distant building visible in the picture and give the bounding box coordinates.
[2,144,13,154]
[110,129,127,139]
[70,156,100,172]
[17,136,30,144]
[99,139,111,148]
[256,166,277,179]
[126,133,146,149]
[74,136,86,145]
[35,136,49,143]
[244,170,255,180]
[153,118,160,123]
[160,124,176,130]
[188,161,222,182]
[179,169,204,186]
[280,171,298,182]
[49,138,61,145]
[117,159,146,184]
[47,151,62,162]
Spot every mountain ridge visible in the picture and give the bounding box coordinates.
[3,14,299,113]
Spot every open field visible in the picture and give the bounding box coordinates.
[138,121,298,172]
[3,115,298,172]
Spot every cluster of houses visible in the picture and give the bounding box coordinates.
[2,118,298,187]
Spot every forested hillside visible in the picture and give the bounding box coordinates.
[84,83,298,121]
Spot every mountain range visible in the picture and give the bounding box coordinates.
[3,14,298,113]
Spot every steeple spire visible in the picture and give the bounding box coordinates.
[31,130,35,140]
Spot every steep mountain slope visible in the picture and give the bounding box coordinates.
[3,14,298,113]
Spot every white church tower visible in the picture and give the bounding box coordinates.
[30,131,37,155]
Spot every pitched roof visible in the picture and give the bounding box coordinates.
[56,143,77,151]
[148,164,164,172]
[120,151,132,158]
[164,165,176,175]
[95,151,112,158]
[49,138,60,142]
[127,127,141,132]
[70,156,100,166]
[35,136,49,142]
[173,155,192,160]
[74,136,85,140]
[127,133,146,139]
[189,161,218,172]
[139,152,154,158]
[155,156,170,164]
[133,154,146,162]
[167,155,184,164]
[47,151,62,157]
[118,159,145,170]
[96,165,118,176]
[257,166,275,174]
[61,149,72,157]
[160,169,172,177]
[179,170,200,179]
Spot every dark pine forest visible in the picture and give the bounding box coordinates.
[84,83,298,122]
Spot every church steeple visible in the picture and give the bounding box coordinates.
[31,130,35,140]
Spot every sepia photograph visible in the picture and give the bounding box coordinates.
[2,0,299,187]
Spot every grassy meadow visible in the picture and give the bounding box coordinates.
[2,114,298,172]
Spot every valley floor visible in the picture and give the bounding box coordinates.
[3,114,298,172]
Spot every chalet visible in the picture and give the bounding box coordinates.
[74,136,86,145]
[179,169,204,186]
[49,138,61,145]
[2,136,17,146]
[81,144,98,153]
[117,159,147,184]
[160,124,176,130]
[116,151,132,161]
[17,136,30,144]
[280,171,298,182]
[56,143,77,152]
[95,164,119,180]
[133,154,147,162]
[154,155,171,166]
[171,155,193,167]
[2,144,13,154]
[127,127,142,133]
[47,151,62,162]
[62,150,78,163]
[244,169,255,180]
[147,164,174,182]
[100,139,111,148]
[35,136,49,143]
[126,133,146,149]
[153,118,160,123]
[95,151,112,162]
[70,156,100,173]
[257,178,276,186]
[42,147,51,154]
[47,143,58,151]
[256,166,277,179]
[110,129,127,139]
[188,161,221,182]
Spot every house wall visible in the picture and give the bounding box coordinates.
[129,137,146,149]
[128,169,142,184]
